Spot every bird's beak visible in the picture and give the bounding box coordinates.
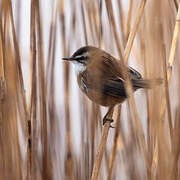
[62,57,74,61]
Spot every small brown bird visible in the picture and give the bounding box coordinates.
[62,46,162,125]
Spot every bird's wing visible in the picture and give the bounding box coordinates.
[101,55,142,80]
[85,55,125,97]
[98,56,143,97]
[101,78,127,97]
[84,54,143,98]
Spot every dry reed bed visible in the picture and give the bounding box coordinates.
[0,0,180,180]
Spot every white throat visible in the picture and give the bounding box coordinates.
[72,61,86,74]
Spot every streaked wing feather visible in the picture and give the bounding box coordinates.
[102,79,127,98]
[83,54,143,98]
[129,66,142,79]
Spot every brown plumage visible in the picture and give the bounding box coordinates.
[62,46,162,124]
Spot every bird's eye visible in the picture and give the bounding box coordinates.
[74,55,87,63]
[74,55,85,60]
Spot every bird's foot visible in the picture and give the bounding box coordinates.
[103,118,115,128]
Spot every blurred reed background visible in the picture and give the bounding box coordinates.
[0,0,180,180]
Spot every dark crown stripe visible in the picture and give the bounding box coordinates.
[72,46,97,57]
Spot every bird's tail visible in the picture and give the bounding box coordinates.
[132,78,163,89]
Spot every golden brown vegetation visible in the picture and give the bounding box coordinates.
[0,0,180,180]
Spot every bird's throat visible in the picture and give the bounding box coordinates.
[72,61,86,74]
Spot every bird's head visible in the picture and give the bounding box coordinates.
[62,46,100,73]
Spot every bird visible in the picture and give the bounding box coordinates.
[62,46,162,126]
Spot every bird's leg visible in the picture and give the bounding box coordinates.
[103,106,115,128]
